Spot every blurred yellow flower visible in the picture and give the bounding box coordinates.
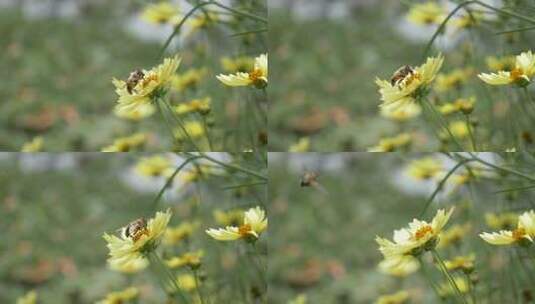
[289,137,310,152]
[368,133,411,152]
[480,210,535,246]
[164,221,200,245]
[485,55,516,72]
[207,206,267,242]
[485,212,518,230]
[380,103,421,122]
[376,208,455,257]
[453,12,484,30]
[438,223,471,249]
[141,2,180,25]
[406,2,446,25]
[217,54,268,89]
[174,121,205,141]
[113,55,180,114]
[213,209,245,227]
[109,257,149,274]
[434,68,473,92]
[441,121,469,140]
[179,165,216,183]
[103,209,172,268]
[101,133,147,152]
[175,97,211,115]
[375,290,410,304]
[135,155,173,177]
[407,157,443,180]
[479,50,535,87]
[221,56,255,73]
[444,254,475,273]
[376,55,443,108]
[21,136,43,152]
[114,103,155,121]
[176,274,198,292]
[288,294,307,304]
[378,255,420,277]
[166,250,204,269]
[96,287,139,304]
[16,291,37,304]
[171,68,208,92]
[438,276,469,297]
[439,97,475,115]
[187,12,220,35]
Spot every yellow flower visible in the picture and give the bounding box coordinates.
[164,221,200,245]
[368,133,412,152]
[174,121,205,141]
[438,223,471,249]
[485,212,518,230]
[135,155,173,177]
[101,133,147,152]
[479,50,535,87]
[175,97,211,115]
[288,294,307,304]
[96,287,139,304]
[289,137,310,152]
[376,208,455,257]
[439,97,475,115]
[114,103,155,121]
[206,206,267,242]
[141,2,181,25]
[378,255,420,277]
[221,56,255,73]
[109,257,149,274]
[376,55,444,108]
[438,276,469,297]
[375,290,410,304]
[380,103,421,122]
[21,136,43,152]
[16,291,37,304]
[406,2,446,25]
[213,209,245,227]
[485,55,516,72]
[217,54,268,89]
[166,250,204,269]
[171,68,208,92]
[480,210,535,246]
[103,209,172,267]
[453,12,484,30]
[444,254,475,273]
[113,55,180,114]
[176,274,198,292]
[179,165,216,184]
[187,12,220,35]
[434,68,473,92]
[441,120,469,140]
[406,157,443,180]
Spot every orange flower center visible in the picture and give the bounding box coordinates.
[249,69,263,82]
[141,74,159,88]
[415,225,434,240]
[510,68,524,81]
[513,227,526,240]
[238,224,252,236]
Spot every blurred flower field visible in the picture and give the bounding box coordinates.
[269,152,535,303]
[269,0,535,152]
[0,0,267,152]
[0,152,267,303]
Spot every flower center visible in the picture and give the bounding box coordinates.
[249,69,263,82]
[510,68,524,80]
[238,224,252,236]
[513,227,526,240]
[415,225,434,240]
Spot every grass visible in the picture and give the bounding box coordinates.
[0,152,267,303]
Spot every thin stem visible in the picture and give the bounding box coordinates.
[417,256,443,301]
[201,115,214,151]
[464,114,477,151]
[161,99,201,151]
[210,1,267,23]
[432,250,467,304]
[422,99,464,151]
[464,153,535,183]
[192,269,206,304]
[196,153,268,181]
[464,272,476,304]
[149,252,189,303]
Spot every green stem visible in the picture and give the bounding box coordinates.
[149,252,189,303]
[464,114,477,151]
[192,269,206,304]
[464,153,535,183]
[210,1,267,23]
[201,115,214,151]
[417,256,443,301]
[196,152,268,181]
[422,99,464,151]
[431,250,467,304]
[160,99,201,151]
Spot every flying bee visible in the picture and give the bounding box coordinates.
[390,65,415,86]
[126,69,145,94]
[300,171,328,194]
[119,217,148,241]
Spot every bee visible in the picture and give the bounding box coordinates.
[300,171,328,194]
[126,69,145,94]
[119,217,148,241]
[390,65,415,86]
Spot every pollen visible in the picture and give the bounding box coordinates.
[415,225,433,240]
[132,228,149,242]
[512,227,526,240]
[510,68,524,81]
[238,223,252,236]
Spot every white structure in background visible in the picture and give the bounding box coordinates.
[18,153,78,173]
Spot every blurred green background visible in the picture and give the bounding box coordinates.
[0,1,267,151]
[0,152,267,303]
